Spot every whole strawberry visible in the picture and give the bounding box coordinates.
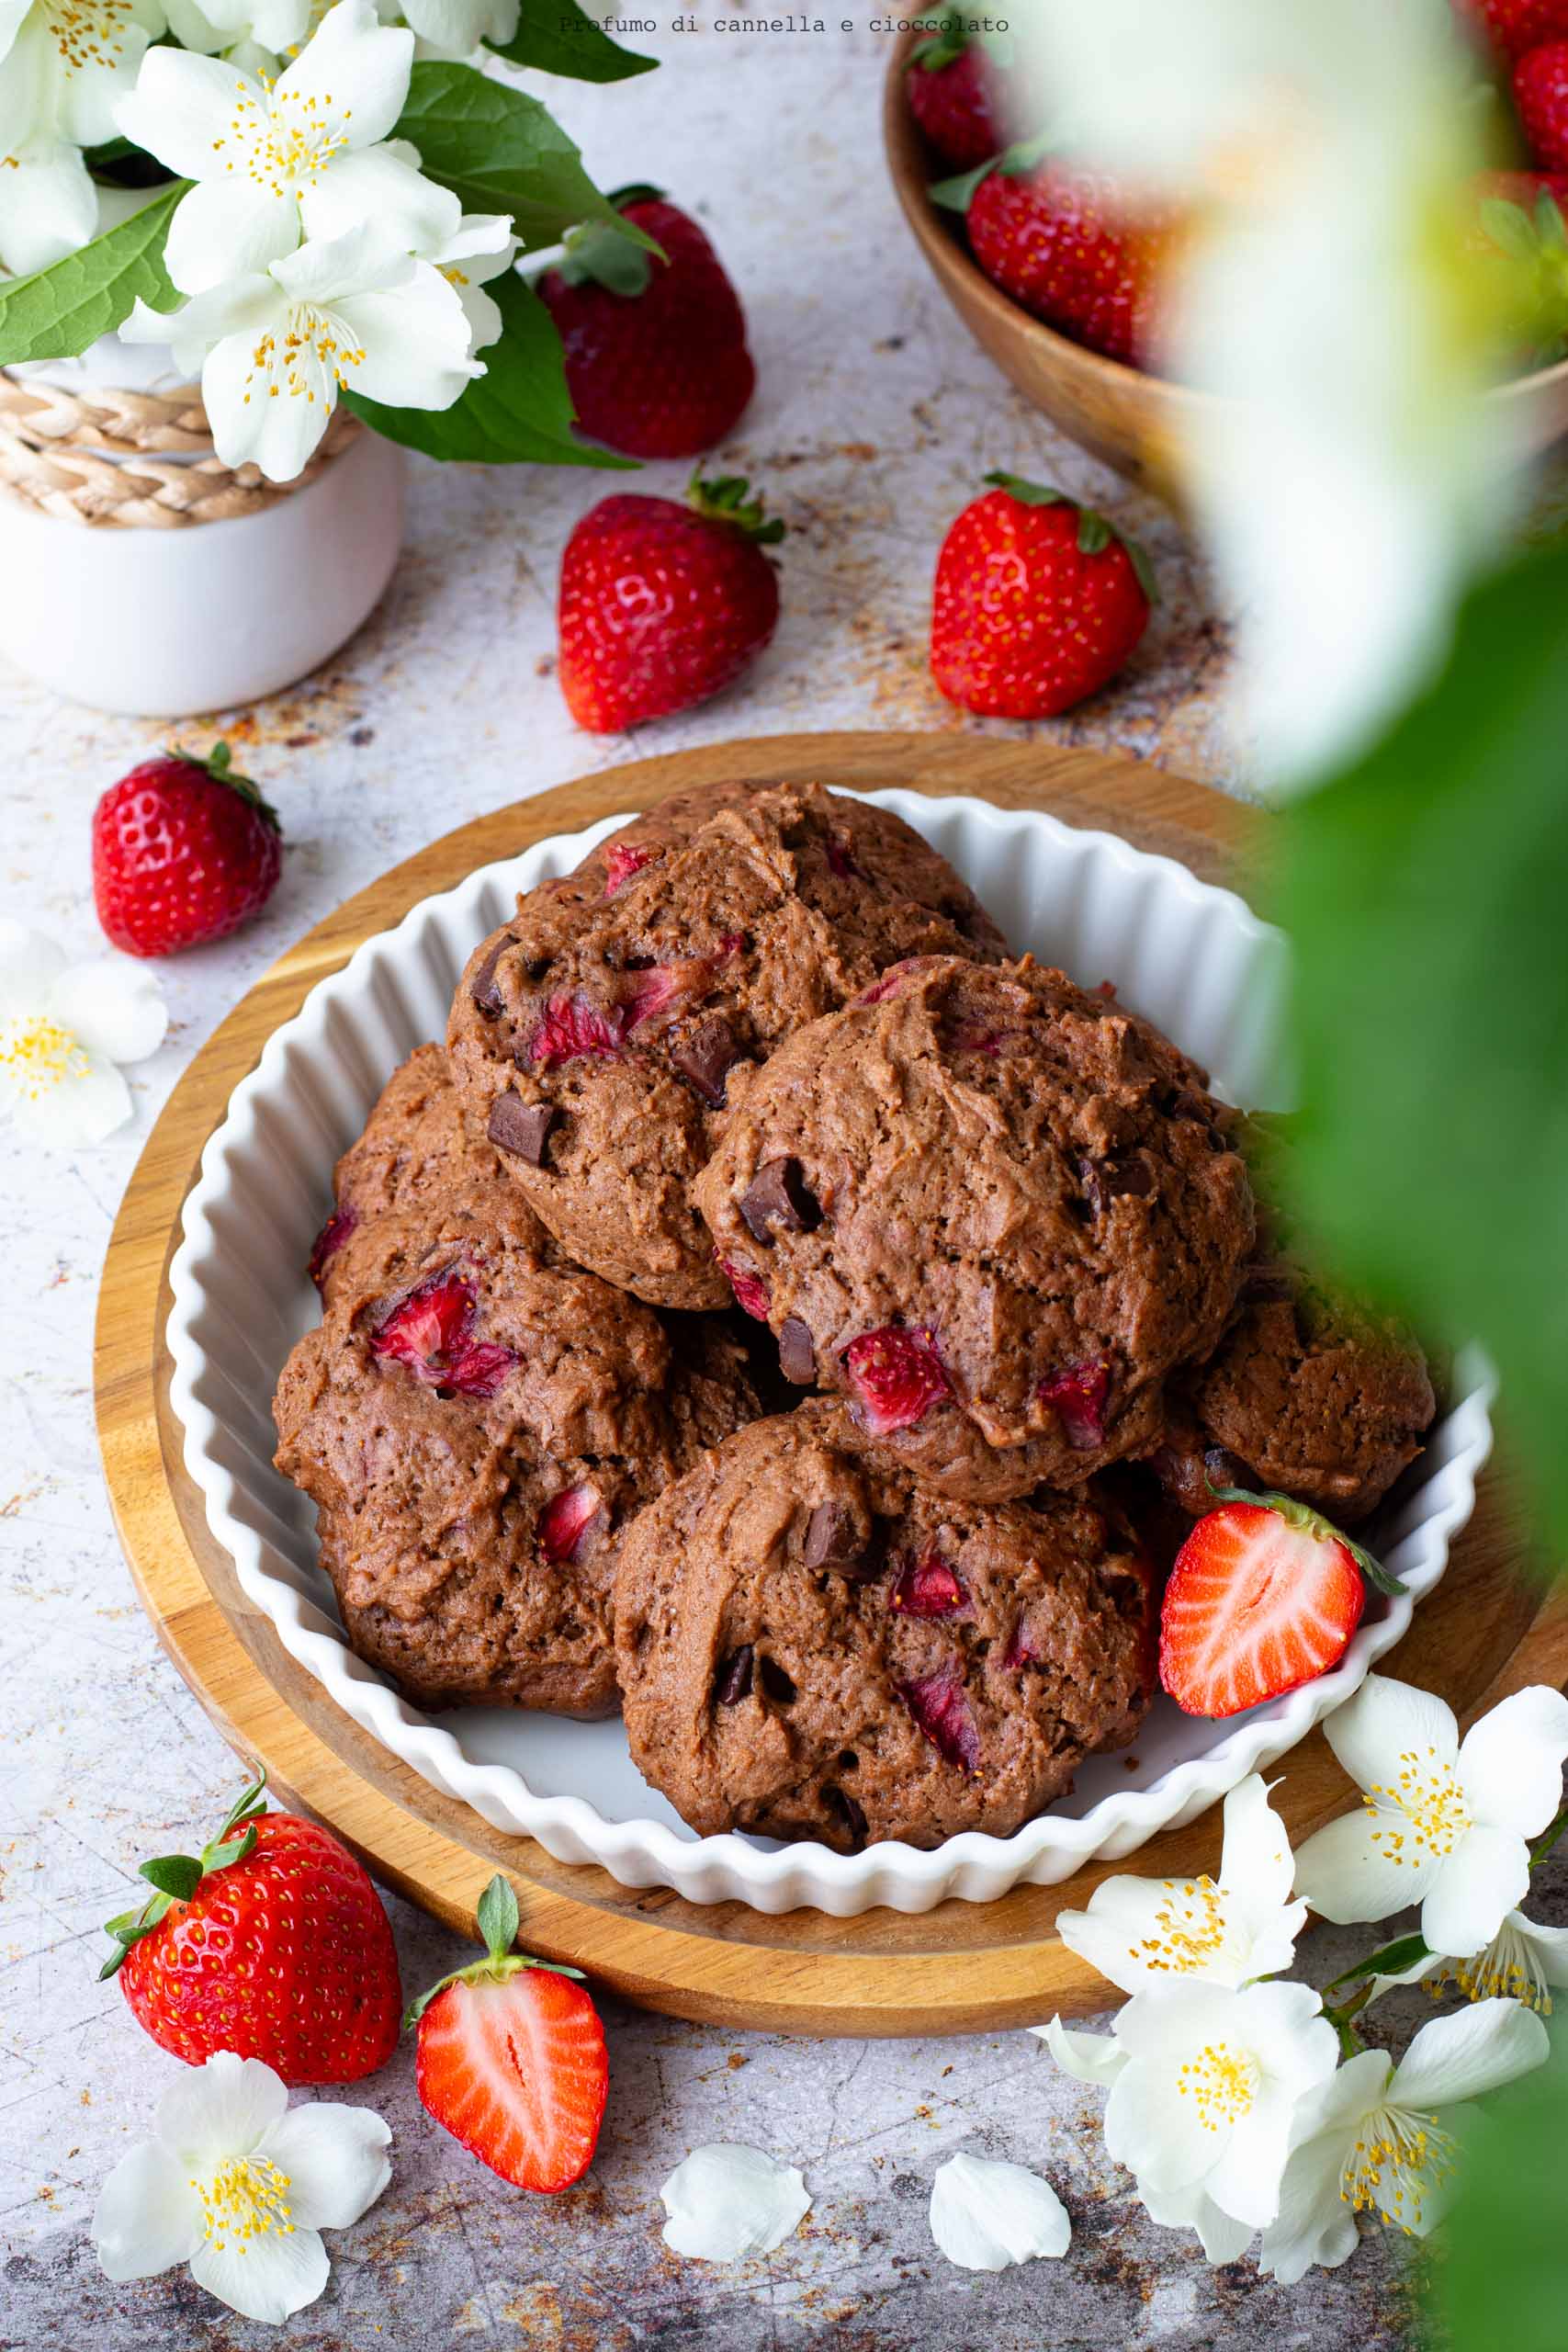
[538,187,754,459]
[931,472,1156,719]
[103,1774,401,2085]
[906,18,1009,169]
[93,741,281,956]
[958,161,1175,369]
[1516,40,1568,169]
[412,1874,608,2193]
[1460,0,1568,62]
[558,474,784,732]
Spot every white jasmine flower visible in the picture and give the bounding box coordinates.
[1020,0,1510,787]
[122,219,478,481]
[1040,1980,1337,2232]
[159,0,310,64]
[659,2145,810,2264]
[0,0,164,272]
[117,0,457,296]
[1373,1909,1568,2015]
[93,2052,390,2324]
[1292,1675,1568,1960]
[1055,1774,1307,1996]
[415,198,515,350]
[397,0,516,62]
[0,921,166,1146]
[1257,1997,1549,2283]
[929,2153,1070,2271]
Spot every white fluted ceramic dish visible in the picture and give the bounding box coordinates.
[166,791,1494,1916]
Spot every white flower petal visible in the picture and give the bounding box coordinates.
[400,0,515,52]
[2,1043,132,1146]
[93,2143,203,2280]
[0,9,47,153]
[1035,2015,1129,2089]
[271,221,411,303]
[258,2104,390,2232]
[0,921,64,1015]
[1138,2176,1254,2265]
[117,49,262,180]
[1457,1687,1568,1837]
[1388,1996,1551,2112]
[164,176,299,296]
[274,0,412,151]
[189,2222,330,2324]
[1516,1912,1568,1987]
[55,0,162,145]
[249,0,312,46]
[160,0,228,53]
[928,2154,1069,2272]
[1292,1805,1438,1926]
[334,265,479,409]
[1256,2124,1363,2285]
[1200,2082,1302,2231]
[1419,1825,1531,1961]
[201,320,333,481]
[48,958,168,1065]
[659,2145,810,2264]
[1324,1673,1460,1793]
[1223,1775,1300,1939]
[0,140,100,277]
[154,2052,289,2170]
[429,210,515,272]
[456,279,502,351]
[297,142,459,254]
[1104,2047,1217,2196]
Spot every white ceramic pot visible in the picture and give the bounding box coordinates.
[0,336,406,717]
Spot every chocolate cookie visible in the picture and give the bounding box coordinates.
[275,1204,760,1716]
[307,1045,550,1297]
[1149,1264,1436,1524]
[614,1405,1156,1851]
[693,954,1255,1501]
[446,780,1007,1311]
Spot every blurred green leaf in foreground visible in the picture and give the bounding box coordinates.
[1429,2038,1568,2352]
[1274,533,1568,1555]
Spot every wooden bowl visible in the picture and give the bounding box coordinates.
[883,32,1568,507]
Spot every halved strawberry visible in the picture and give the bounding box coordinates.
[1158,1491,1401,1719]
[412,1875,607,2195]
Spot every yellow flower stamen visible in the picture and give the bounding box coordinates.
[1363,1745,1472,1864]
[221,80,350,202]
[193,2154,296,2256]
[1176,2041,1260,2132]
[1130,1875,1230,1974]
[41,0,135,77]
[0,1015,91,1100]
[1340,2106,1455,2234]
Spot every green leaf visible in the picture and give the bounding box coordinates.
[1323,1929,1432,1990]
[346,269,633,467]
[476,1871,520,1961]
[139,1853,203,1902]
[1272,535,1568,1552]
[1480,196,1539,263]
[1430,2039,1568,2352]
[202,1824,259,1874]
[393,63,659,254]
[0,181,186,364]
[485,0,657,83]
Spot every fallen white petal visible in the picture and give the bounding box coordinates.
[659,2145,810,2263]
[929,2153,1070,2271]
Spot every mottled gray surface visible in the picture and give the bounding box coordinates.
[2,13,1562,2348]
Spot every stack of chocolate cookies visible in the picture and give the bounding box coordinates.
[274,781,1435,1854]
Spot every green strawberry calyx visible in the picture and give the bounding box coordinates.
[1203,1481,1407,1600]
[688,471,786,546]
[929,129,1050,215]
[164,740,282,837]
[554,187,668,296]
[1478,187,1568,369]
[98,1770,269,1981]
[910,5,1014,73]
[403,1872,585,2029]
[982,471,1159,605]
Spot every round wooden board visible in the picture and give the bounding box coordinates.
[95,730,1568,2038]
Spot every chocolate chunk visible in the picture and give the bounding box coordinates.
[1077,1152,1156,1219]
[739,1156,820,1243]
[470,933,515,1016]
[803,1499,863,1574]
[757,1654,796,1706]
[1240,1263,1294,1305]
[778,1316,816,1385]
[488,1091,556,1166]
[823,1782,868,1849]
[715,1645,753,1705]
[672,1014,740,1108]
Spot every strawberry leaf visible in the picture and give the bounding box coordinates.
[1203,1482,1406,1597]
[476,1871,520,1962]
[162,743,280,834]
[982,472,1160,604]
[689,471,785,544]
[1324,1929,1432,1990]
[139,1854,203,1901]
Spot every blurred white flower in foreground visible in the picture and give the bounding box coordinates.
[1054,1772,1307,1995]
[0,921,166,1146]
[1292,1674,1568,1959]
[93,2052,390,2324]
[1021,0,1514,786]
[1257,1996,1549,2284]
[117,0,455,296]
[122,220,478,480]
[928,2152,1070,2271]
[659,2144,810,2263]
